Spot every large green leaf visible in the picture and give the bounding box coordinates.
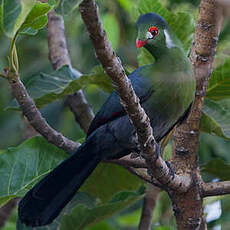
[0,136,67,207]
[2,0,51,38]
[206,58,230,101]
[137,0,194,56]
[201,99,230,140]
[7,65,112,110]
[2,0,35,38]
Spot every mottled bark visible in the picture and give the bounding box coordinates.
[202,181,230,197]
[170,0,222,229]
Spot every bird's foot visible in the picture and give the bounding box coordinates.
[165,161,175,179]
[153,142,161,161]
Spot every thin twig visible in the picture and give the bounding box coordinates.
[105,154,147,168]
[138,184,161,230]
[0,198,19,229]
[79,0,191,192]
[47,10,94,133]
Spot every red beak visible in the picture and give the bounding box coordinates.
[136,39,147,48]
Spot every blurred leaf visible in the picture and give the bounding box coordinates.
[59,187,144,230]
[116,0,134,14]
[137,0,194,53]
[0,136,67,208]
[202,159,230,180]
[206,58,230,101]
[48,0,57,7]
[201,99,230,140]
[102,14,120,51]
[7,65,112,110]
[56,0,79,16]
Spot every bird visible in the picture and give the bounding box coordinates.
[18,12,195,227]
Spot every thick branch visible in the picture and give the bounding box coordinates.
[47,11,94,133]
[138,184,161,230]
[202,181,230,197]
[79,0,191,192]
[170,0,222,229]
[7,74,79,153]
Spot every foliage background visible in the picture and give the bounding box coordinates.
[0,0,230,229]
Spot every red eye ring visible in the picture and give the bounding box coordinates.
[149,26,159,36]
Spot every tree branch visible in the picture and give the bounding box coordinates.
[0,198,19,229]
[105,154,147,168]
[138,184,161,230]
[6,71,79,153]
[170,0,222,229]
[202,181,230,197]
[79,0,191,193]
[47,11,94,133]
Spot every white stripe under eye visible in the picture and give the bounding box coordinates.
[146,31,153,39]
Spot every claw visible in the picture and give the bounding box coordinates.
[165,161,175,179]
[153,142,161,161]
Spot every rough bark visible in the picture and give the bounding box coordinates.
[47,11,94,133]
[170,0,222,229]
[202,181,230,197]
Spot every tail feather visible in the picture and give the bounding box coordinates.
[18,141,101,227]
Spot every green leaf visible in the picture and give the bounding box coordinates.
[0,136,67,208]
[202,159,230,180]
[116,0,134,14]
[206,58,230,101]
[2,0,36,38]
[7,65,112,110]
[102,14,120,51]
[201,99,230,140]
[59,188,143,230]
[19,2,51,36]
[137,0,194,53]
[2,1,51,38]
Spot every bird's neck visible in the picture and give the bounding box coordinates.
[145,43,185,61]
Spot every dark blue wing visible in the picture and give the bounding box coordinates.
[87,67,154,136]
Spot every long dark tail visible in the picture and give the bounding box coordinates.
[18,140,101,227]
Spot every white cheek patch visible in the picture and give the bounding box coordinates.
[164,29,175,48]
[146,31,153,39]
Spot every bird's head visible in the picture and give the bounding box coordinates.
[136,13,175,50]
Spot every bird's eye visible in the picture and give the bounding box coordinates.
[149,26,159,37]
